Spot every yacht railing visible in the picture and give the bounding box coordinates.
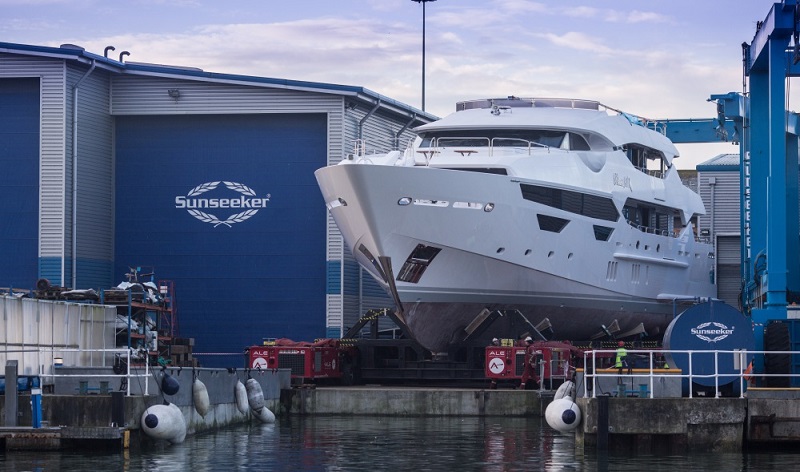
[627,220,673,237]
[582,348,791,399]
[633,165,665,179]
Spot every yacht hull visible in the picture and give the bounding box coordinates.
[316,162,715,352]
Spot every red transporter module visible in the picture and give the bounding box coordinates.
[247,338,358,384]
[485,340,581,389]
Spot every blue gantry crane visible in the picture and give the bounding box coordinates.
[657,1,800,381]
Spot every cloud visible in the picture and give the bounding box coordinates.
[539,31,616,54]
[604,9,670,24]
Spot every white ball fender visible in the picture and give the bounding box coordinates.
[235,380,249,414]
[246,378,266,411]
[141,402,187,444]
[545,397,581,432]
[252,406,276,424]
[193,378,210,417]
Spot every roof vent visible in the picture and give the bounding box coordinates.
[60,44,85,51]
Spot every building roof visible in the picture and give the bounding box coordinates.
[0,41,437,126]
[696,153,740,171]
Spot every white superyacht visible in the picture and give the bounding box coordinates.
[315,97,715,352]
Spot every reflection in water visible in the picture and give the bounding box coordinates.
[1,416,798,471]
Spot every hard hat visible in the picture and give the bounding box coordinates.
[525,336,533,343]
[618,341,625,346]
[492,337,499,343]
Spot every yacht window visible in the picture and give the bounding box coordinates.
[593,225,614,241]
[624,144,668,176]
[418,129,581,149]
[624,199,678,236]
[537,214,570,233]
[443,167,508,175]
[569,133,591,151]
[521,184,619,222]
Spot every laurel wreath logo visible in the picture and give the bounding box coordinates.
[181,181,268,227]
[693,321,733,343]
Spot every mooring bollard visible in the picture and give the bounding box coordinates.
[5,360,19,427]
[31,387,42,428]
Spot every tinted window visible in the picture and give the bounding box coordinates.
[521,184,619,222]
[537,214,570,233]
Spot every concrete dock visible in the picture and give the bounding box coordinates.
[3,376,800,452]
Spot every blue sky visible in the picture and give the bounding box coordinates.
[0,0,781,168]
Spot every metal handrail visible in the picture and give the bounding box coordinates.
[582,348,792,399]
[25,346,151,396]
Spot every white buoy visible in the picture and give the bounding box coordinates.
[545,396,581,432]
[141,402,187,444]
[193,377,210,417]
[235,380,249,414]
[252,406,276,424]
[246,378,266,411]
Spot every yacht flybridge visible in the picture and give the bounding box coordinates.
[315,97,715,352]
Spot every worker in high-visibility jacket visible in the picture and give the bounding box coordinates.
[614,341,628,369]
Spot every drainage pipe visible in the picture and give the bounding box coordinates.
[71,60,96,288]
[394,114,418,150]
[357,100,381,143]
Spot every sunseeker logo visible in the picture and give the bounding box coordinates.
[691,322,734,343]
[175,181,270,227]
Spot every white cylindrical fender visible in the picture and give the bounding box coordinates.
[545,396,581,432]
[193,378,210,417]
[141,402,187,444]
[252,406,276,424]
[246,378,265,411]
[235,380,249,414]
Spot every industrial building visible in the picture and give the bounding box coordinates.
[697,153,742,308]
[0,41,435,362]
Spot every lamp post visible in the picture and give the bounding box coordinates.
[411,0,436,112]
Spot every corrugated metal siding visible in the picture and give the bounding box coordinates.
[324,105,345,336]
[698,170,740,237]
[0,54,67,284]
[0,296,116,374]
[717,235,741,265]
[111,76,342,115]
[716,235,741,307]
[69,64,114,289]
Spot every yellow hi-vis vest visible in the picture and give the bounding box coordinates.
[615,347,627,368]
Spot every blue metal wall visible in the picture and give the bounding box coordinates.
[114,114,328,365]
[0,78,39,289]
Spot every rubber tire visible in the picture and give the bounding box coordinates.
[764,321,792,388]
